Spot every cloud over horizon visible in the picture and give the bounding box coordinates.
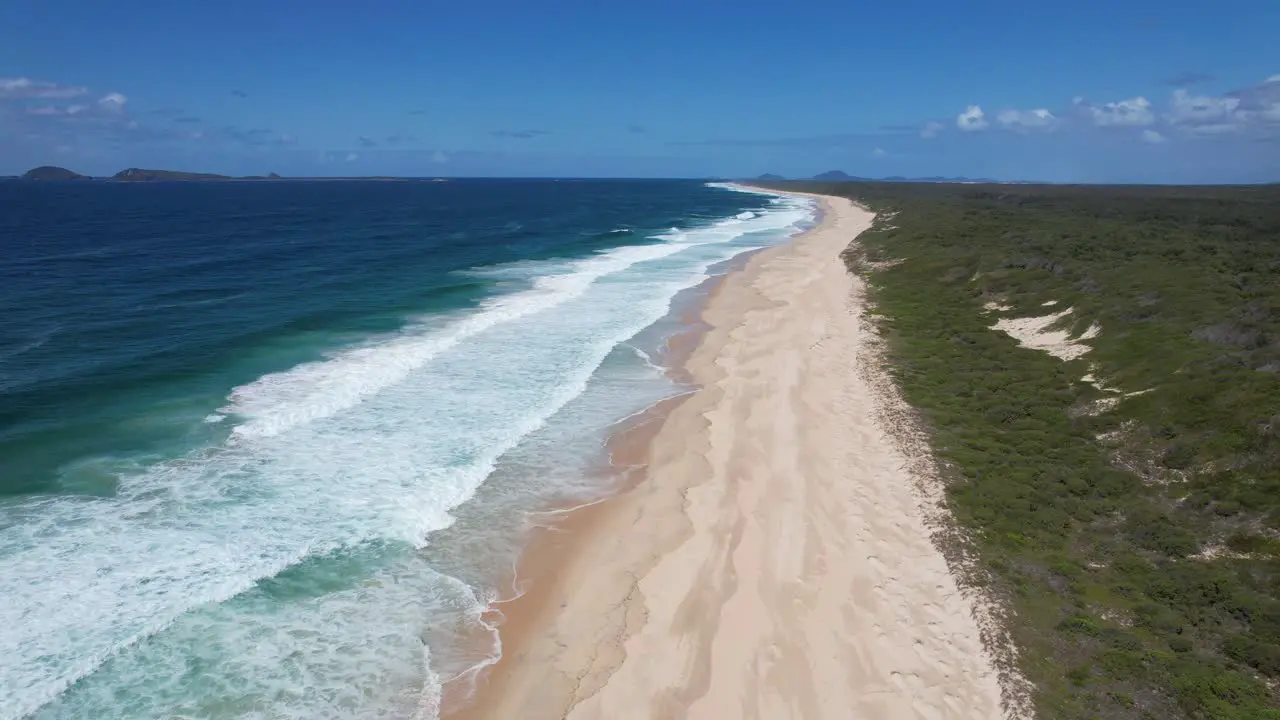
[0,77,89,100]
[4,67,1278,183]
[956,105,988,131]
[996,108,1056,131]
[1,75,305,162]
[948,76,1280,145]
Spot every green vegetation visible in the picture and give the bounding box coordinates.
[768,181,1280,719]
[112,168,235,181]
[20,165,90,181]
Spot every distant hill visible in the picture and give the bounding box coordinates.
[756,173,786,181]
[811,170,866,181]
[112,168,233,182]
[21,166,90,181]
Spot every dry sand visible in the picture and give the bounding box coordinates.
[992,307,1100,362]
[454,192,1005,719]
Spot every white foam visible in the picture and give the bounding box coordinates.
[221,242,688,440]
[220,206,811,440]
[39,551,467,720]
[622,343,665,374]
[706,181,783,197]
[0,193,817,718]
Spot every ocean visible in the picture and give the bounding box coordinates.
[0,179,815,719]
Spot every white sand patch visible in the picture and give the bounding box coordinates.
[1087,397,1122,414]
[992,307,1099,362]
[1080,387,1154,416]
[865,257,905,271]
[1082,365,1113,391]
[1096,420,1138,443]
[983,301,1012,312]
[1191,545,1255,562]
[1041,300,1058,307]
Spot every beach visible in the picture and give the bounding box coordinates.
[451,191,1005,719]
[0,180,816,717]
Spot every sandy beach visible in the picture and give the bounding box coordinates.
[451,190,1005,719]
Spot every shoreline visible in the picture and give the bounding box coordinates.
[449,188,1004,719]
[439,242,767,716]
[440,239,766,716]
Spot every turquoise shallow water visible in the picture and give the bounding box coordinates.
[0,179,814,718]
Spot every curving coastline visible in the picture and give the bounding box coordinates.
[450,190,1005,719]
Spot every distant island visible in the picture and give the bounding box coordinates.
[21,166,91,181]
[113,168,238,182]
[14,166,412,182]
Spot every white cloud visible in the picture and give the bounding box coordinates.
[0,77,32,92]
[1227,77,1280,125]
[1088,97,1154,127]
[97,92,128,112]
[956,105,988,131]
[0,77,88,99]
[996,108,1055,130]
[345,152,358,162]
[920,120,943,139]
[25,104,93,117]
[432,150,449,164]
[930,79,1277,148]
[1167,89,1240,128]
[1187,123,1239,135]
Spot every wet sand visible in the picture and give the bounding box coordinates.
[449,191,1004,719]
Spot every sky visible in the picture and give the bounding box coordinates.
[2,0,1278,182]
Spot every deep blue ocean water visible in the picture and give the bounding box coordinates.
[0,179,814,718]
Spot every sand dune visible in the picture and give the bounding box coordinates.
[457,193,1005,719]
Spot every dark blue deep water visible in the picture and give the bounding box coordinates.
[0,179,814,718]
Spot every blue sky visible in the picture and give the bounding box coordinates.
[2,0,1278,182]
